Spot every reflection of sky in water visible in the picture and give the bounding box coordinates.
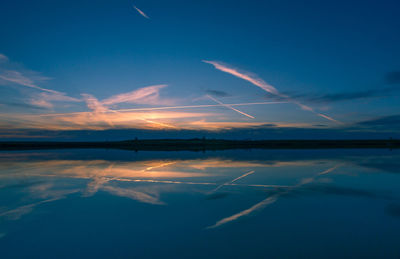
[0,149,400,258]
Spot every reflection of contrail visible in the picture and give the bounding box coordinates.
[133,5,150,19]
[203,60,341,124]
[210,170,255,193]
[207,165,339,229]
[207,196,278,229]
[112,178,287,189]
[206,95,255,119]
[142,162,177,172]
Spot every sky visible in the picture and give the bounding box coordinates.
[1,0,400,140]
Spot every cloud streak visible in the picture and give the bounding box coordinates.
[203,60,341,124]
[102,84,169,106]
[0,70,56,93]
[0,53,8,63]
[0,54,80,110]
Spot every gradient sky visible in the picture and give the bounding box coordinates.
[1,0,400,139]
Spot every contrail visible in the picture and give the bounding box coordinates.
[203,60,341,124]
[206,95,255,119]
[36,101,287,117]
[206,165,339,229]
[133,5,150,19]
[115,101,285,113]
[139,118,177,129]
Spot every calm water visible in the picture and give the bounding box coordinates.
[0,149,399,258]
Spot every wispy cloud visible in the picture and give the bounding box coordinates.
[133,5,150,19]
[102,84,169,106]
[203,60,341,124]
[0,53,8,63]
[356,114,400,130]
[280,86,400,104]
[29,92,80,109]
[0,110,217,130]
[206,95,255,119]
[80,85,180,128]
[81,94,109,113]
[0,70,55,93]
[0,54,80,110]
[203,60,281,96]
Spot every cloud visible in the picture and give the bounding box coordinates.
[81,94,109,113]
[356,114,400,130]
[0,54,79,110]
[0,53,8,63]
[203,60,340,124]
[102,84,170,106]
[281,86,399,104]
[133,5,150,19]
[0,70,55,93]
[203,60,281,96]
[206,89,231,97]
[385,71,400,84]
[2,101,49,110]
[80,85,181,128]
[29,92,81,109]
[0,110,217,130]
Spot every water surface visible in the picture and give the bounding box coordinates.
[0,149,399,258]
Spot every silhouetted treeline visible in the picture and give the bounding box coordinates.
[0,138,399,151]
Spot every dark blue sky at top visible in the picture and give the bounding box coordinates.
[0,0,400,139]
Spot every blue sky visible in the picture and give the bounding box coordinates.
[1,0,400,139]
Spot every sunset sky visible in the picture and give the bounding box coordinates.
[1,0,400,140]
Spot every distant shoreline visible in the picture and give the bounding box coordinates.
[0,139,399,151]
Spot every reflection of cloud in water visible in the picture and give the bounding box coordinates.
[2,154,399,228]
[0,157,297,222]
[102,185,164,205]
